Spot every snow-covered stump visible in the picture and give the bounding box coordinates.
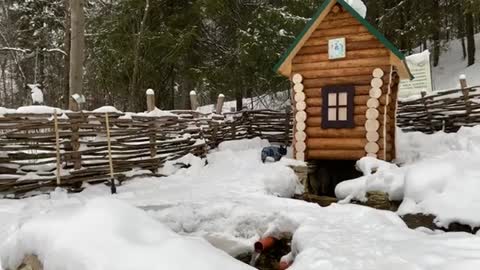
[288,164,308,190]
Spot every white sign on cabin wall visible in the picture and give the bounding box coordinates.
[328,38,346,60]
[398,50,433,98]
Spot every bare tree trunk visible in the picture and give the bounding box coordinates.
[432,0,441,67]
[64,0,71,109]
[235,89,243,111]
[466,10,476,66]
[69,0,85,111]
[128,0,150,111]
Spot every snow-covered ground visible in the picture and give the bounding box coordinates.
[433,33,480,90]
[337,126,480,229]
[2,137,480,270]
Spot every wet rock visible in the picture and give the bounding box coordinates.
[17,255,43,270]
[365,191,391,210]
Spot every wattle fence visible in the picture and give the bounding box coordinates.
[0,109,292,196]
[397,85,480,133]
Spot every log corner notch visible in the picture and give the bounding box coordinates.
[292,73,306,161]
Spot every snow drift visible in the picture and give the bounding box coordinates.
[336,126,480,229]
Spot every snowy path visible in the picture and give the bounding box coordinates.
[1,138,480,270]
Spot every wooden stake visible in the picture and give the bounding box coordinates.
[216,94,225,114]
[190,91,198,111]
[105,112,114,179]
[146,89,155,112]
[459,75,471,116]
[53,110,61,186]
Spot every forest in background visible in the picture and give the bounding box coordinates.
[1,0,479,112]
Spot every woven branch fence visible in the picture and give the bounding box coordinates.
[0,109,292,196]
[397,85,480,133]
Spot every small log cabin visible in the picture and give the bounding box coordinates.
[274,0,412,195]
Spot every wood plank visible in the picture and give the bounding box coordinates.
[303,75,373,88]
[297,41,384,55]
[307,150,366,160]
[304,33,377,47]
[306,127,366,138]
[293,57,390,72]
[311,25,369,38]
[323,11,355,21]
[306,105,386,117]
[306,115,390,127]
[307,138,367,150]
[297,66,389,79]
[306,95,390,107]
[316,18,361,30]
[304,85,384,97]
[293,50,390,64]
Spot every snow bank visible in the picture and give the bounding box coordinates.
[1,198,252,270]
[335,157,405,202]
[15,106,64,114]
[92,106,122,114]
[134,108,177,118]
[0,107,16,116]
[337,126,480,228]
[218,137,270,152]
[396,126,480,164]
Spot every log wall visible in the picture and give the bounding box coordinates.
[291,7,396,161]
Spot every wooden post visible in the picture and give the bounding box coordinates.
[216,94,225,114]
[421,91,435,133]
[212,122,218,147]
[285,107,291,146]
[459,75,471,116]
[190,91,198,111]
[231,121,236,140]
[53,110,61,186]
[104,112,116,193]
[146,89,155,112]
[71,114,81,170]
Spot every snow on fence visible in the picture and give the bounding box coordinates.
[397,82,480,133]
[0,109,292,196]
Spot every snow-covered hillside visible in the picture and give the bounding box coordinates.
[433,33,480,90]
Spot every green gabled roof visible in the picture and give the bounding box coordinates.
[273,0,408,76]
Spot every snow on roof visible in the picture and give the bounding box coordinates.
[406,50,430,66]
[345,0,367,18]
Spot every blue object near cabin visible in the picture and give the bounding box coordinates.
[261,146,287,163]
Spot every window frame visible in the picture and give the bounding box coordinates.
[321,85,355,129]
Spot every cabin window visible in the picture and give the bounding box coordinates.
[322,85,355,129]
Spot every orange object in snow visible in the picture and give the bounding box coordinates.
[254,237,277,253]
[278,261,291,270]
